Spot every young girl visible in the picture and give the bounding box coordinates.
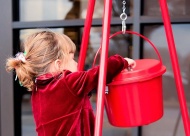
[6,30,136,136]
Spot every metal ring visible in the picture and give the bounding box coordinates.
[120,13,127,20]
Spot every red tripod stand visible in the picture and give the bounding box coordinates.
[78,0,190,136]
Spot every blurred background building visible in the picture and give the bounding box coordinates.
[0,0,190,136]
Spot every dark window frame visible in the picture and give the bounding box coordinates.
[1,0,190,136]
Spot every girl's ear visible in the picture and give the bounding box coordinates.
[54,59,62,71]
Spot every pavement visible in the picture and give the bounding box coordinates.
[22,94,187,136]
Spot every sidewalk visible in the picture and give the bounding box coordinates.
[22,95,186,136]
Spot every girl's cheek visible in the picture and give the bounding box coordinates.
[70,53,74,59]
[73,62,78,72]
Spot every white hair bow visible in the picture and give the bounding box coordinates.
[15,52,26,63]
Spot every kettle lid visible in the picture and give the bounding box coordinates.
[109,59,166,85]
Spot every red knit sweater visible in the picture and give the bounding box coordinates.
[31,55,128,136]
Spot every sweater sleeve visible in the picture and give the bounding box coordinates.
[64,55,128,96]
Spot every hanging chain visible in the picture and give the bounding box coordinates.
[122,0,126,13]
[120,0,127,34]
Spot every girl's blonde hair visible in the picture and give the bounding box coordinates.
[6,30,76,91]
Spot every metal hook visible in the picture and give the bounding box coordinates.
[120,0,127,34]
[122,20,126,34]
[120,13,127,34]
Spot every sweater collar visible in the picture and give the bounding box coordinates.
[35,72,62,86]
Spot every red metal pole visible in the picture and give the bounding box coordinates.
[94,0,112,135]
[78,0,96,71]
[159,0,190,135]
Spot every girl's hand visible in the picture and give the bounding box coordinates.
[124,58,136,69]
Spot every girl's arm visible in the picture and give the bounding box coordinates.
[65,55,129,96]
